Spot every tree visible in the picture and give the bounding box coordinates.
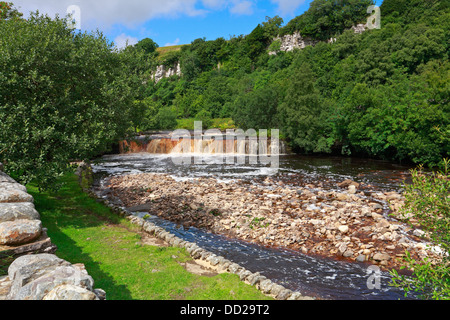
[278,63,333,153]
[262,16,284,38]
[0,1,22,20]
[135,37,159,55]
[195,110,213,130]
[0,12,144,189]
[391,159,450,300]
[155,107,178,130]
[279,0,375,40]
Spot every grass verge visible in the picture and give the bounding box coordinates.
[26,173,271,301]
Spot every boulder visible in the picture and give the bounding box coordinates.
[373,253,391,262]
[338,180,360,189]
[0,172,15,183]
[7,254,71,299]
[9,264,95,300]
[6,254,97,300]
[0,220,42,245]
[0,203,40,223]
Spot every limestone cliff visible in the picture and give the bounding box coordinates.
[268,23,368,55]
[152,61,182,83]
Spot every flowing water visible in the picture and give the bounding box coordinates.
[91,136,420,300]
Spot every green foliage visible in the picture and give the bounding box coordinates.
[63,0,447,167]
[279,0,375,40]
[135,37,159,55]
[390,159,450,300]
[232,84,280,130]
[0,1,22,20]
[195,110,213,130]
[0,12,145,189]
[279,63,333,153]
[155,107,178,130]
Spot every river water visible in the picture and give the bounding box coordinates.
[91,152,418,300]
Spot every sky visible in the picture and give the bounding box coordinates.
[12,0,384,49]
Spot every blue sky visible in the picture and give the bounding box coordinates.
[13,0,384,48]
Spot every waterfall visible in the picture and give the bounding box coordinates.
[119,132,289,155]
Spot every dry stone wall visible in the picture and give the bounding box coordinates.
[0,163,104,300]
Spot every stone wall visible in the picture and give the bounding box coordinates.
[0,164,104,300]
[0,168,56,260]
[97,196,315,300]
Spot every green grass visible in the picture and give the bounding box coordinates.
[156,45,185,61]
[26,173,270,301]
[176,118,236,131]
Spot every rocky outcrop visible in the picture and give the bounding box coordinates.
[268,24,368,55]
[152,62,182,83]
[269,32,318,55]
[0,166,104,300]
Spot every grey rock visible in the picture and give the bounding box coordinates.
[287,292,304,300]
[191,248,204,259]
[227,263,241,274]
[43,284,98,300]
[356,255,366,263]
[270,284,285,297]
[9,264,95,300]
[258,279,274,294]
[207,255,220,266]
[0,219,42,245]
[238,270,252,281]
[343,250,354,258]
[276,289,293,300]
[94,288,107,300]
[0,182,28,193]
[7,254,71,299]
[413,229,425,238]
[0,188,34,204]
[246,273,262,286]
[0,172,15,183]
[0,203,40,223]
[373,253,391,262]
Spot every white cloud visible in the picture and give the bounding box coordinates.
[13,0,206,30]
[271,0,306,16]
[114,33,139,49]
[164,38,181,47]
[201,0,227,10]
[229,0,254,15]
[12,0,259,30]
[201,0,254,15]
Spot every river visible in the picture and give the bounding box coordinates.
[91,151,418,300]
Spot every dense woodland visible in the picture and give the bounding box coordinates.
[135,0,449,168]
[0,0,449,188]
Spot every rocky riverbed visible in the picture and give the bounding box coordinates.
[102,172,443,272]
